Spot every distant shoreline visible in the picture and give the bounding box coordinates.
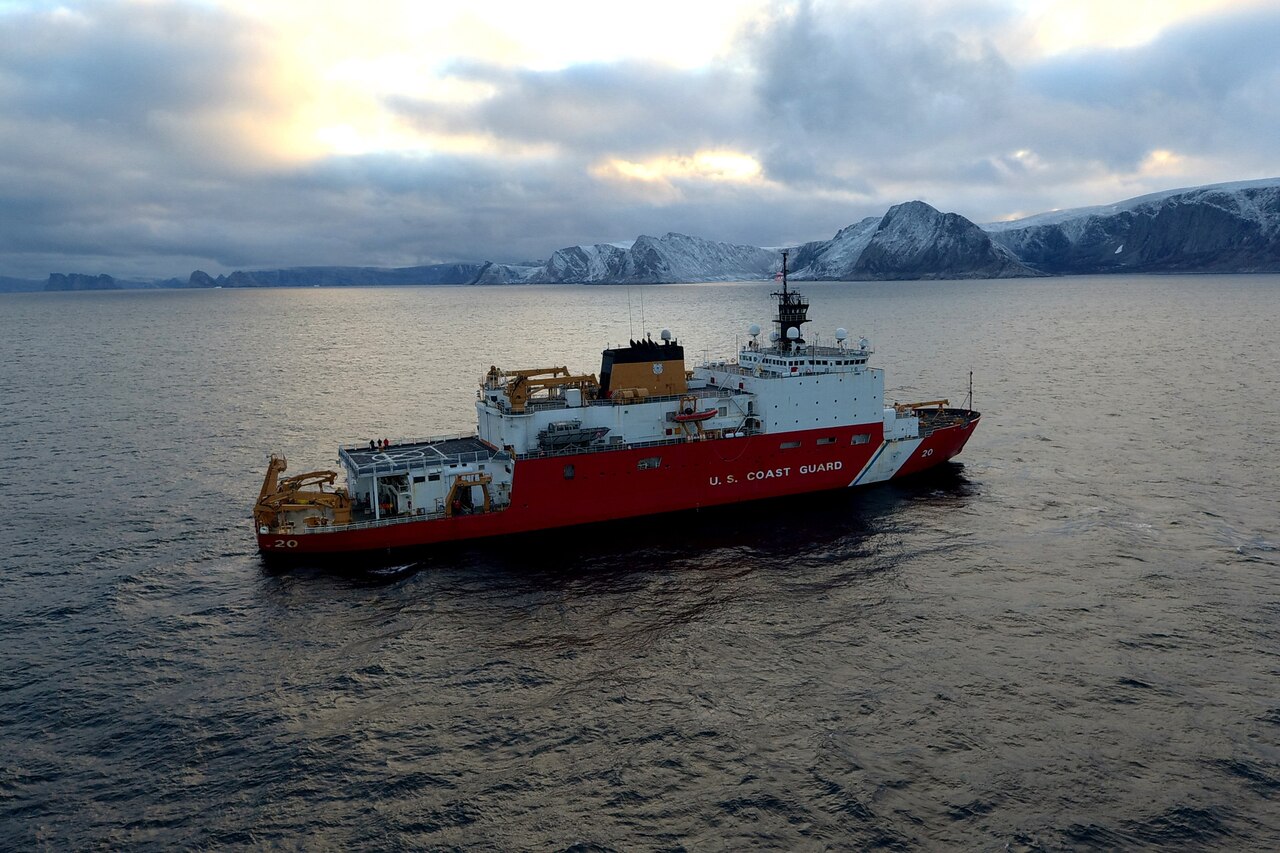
[8,269,1280,297]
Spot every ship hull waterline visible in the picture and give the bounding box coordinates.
[256,413,979,561]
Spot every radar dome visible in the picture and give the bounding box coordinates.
[786,327,800,340]
[769,331,780,342]
[748,324,761,337]
[660,329,672,341]
[835,328,848,341]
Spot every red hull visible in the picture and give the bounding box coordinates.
[257,414,979,558]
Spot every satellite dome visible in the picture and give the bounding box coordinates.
[748,323,761,337]
[786,327,800,339]
[835,328,848,341]
[769,331,781,342]
[859,336,870,350]
[660,328,672,341]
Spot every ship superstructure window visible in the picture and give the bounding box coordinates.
[564,464,575,479]
[817,437,837,445]
[852,434,871,445]
[637,456,662,470]
[780,440,801,449]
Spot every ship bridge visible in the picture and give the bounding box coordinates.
[735,341,872,377]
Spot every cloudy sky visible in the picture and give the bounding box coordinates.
[1,0,1277,279]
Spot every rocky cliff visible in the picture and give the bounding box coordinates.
[46,273,120,291]
[986,180,1280,274]
[535,233,778,283]
[792,202,1037,280]
[188,263,537,287]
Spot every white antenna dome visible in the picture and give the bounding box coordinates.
[786,327,800,340]
[835,328,848,341]
[748,323,761,337]
[769,331,780,343]
[859,336,870,350]
[660,328,672,341]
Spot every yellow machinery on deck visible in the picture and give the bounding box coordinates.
[895,399,950,413]
[484,365,600,413]
[254,455,352,531]
[444,471,494,517]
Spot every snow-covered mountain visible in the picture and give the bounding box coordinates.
[187,262,539,287]
[986,179,1280,273]
[39,178,1280,288]
[788,217,880,280]
[535,232,778,283]
[792,202,1037,280]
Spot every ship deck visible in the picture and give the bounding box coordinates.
[339,435,497,477]
[916,407,980,439]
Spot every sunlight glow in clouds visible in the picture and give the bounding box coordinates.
[1023,0,1263,54]
[214,0,1264,162]
[217,0,765,160]
[1,0,1276,278]
[597,152,764,183]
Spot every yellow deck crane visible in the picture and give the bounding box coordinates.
[485,365,601,413]
[254,455,352,532]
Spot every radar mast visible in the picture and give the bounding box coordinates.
[772,250,809,353]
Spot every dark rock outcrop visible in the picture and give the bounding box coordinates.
[46,273,119,291]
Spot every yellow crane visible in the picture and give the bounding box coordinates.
[486,365,600,413]
[254,455,352,530]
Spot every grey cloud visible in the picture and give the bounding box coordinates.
[1027,10,1280,107]
[0,2,293,276]
[391,59,748,159]
[1,2,271,136]
[1017,8,1280,168]
[737,0,1017,189]
[1,0,1279,280]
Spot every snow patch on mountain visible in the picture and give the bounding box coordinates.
[985,178,1280,233]
[987,178,1280,273]
[789,217,879,280]
[535,233,777,283]
[792,202,1036,280]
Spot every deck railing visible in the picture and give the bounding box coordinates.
[279,503,511,535]
[338,439,500,478]
[515,425,759,461]
[339,432,474,452]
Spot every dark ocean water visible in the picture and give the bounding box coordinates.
[1,275,1278,850]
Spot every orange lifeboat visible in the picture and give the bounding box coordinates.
[674,407,716,423]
